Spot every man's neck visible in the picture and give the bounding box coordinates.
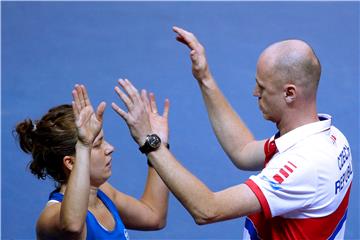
[277,109,319,136]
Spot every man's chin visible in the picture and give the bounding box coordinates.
[262,113,275,122]
[262,112,270,120]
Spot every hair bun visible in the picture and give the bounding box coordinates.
[15,119,36,153]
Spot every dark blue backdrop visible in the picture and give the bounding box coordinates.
[2,2,359,239]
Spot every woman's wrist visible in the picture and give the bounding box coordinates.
[76,141,93,150]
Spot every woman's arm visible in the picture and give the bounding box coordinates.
[101,171,168,230]
[37,84,105,239]
[105,81,169,230]
[36,144,90,240]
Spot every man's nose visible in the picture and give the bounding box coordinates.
[253,86,260,97]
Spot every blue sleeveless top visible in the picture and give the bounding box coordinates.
[49,189,130,240]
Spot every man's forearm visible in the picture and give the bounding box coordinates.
[148,145,217,224]
[147,144,261,224]
[198,76,255,167]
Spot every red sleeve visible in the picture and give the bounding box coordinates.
[245,179,272,218]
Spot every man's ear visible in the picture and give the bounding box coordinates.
[63,156,75,171]
[284,84,297,104]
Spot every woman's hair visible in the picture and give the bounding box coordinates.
[14,104,77,185]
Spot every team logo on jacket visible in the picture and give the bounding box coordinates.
[272,161,297,184]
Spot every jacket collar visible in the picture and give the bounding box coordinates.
[274,114,332,153]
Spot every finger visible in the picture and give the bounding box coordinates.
[76,84,86,108]
[176,36,188,45]
[190,49,200,64]
[96,101,106,122]
[111,102,128,121]
[173,26,190,35]
[71,101,80,120]
[124,79,141,104]
[149,92,158,114]
[114,85,133,110]
[163,98,170,119]
[72,86,82,112]
[141,89,151,112]
[173,26,200,51]
[81,84,92,107]
[173,26,192,47]
[117,79,138,104]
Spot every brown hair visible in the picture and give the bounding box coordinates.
[14,104,77,185]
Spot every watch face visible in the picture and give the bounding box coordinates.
[148,134,161,148]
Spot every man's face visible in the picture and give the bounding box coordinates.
[253,58,284,123]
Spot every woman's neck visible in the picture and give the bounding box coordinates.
[59,184,100,208]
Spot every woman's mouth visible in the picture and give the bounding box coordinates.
[106,159,112,168]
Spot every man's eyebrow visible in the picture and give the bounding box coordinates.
[256,78,264,87]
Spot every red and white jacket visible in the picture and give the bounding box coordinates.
[243,114,353,240]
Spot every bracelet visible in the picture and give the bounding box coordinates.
[147,143,170,167]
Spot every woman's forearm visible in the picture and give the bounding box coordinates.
[60,142,91,233]
[139,166,169,229]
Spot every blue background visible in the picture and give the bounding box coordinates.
[2,2,359,239]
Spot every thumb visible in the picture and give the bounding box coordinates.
[96,101,106,122]
[190,50,200,65]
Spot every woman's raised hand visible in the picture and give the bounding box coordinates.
[72,84,106,146]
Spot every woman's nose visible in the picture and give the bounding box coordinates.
[105,141,115,155]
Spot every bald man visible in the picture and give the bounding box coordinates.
[112,27,353,239]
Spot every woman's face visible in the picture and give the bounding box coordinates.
[89,130,114,187]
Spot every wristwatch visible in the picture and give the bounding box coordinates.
[139,134,162,154]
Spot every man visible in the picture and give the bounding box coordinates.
[112,26,353,239]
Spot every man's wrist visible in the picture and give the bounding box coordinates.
[147,143,170,167]
[137,134,148,147]
[198,73,216,90]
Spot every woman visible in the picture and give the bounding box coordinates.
[15,83,170,239]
